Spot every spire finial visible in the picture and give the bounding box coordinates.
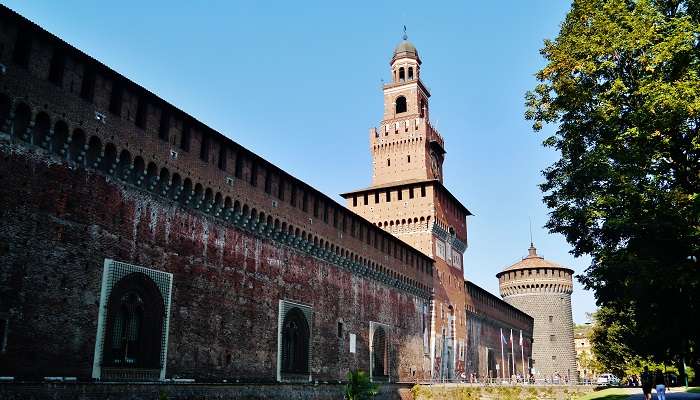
[403,25,408,41]
[527,217,538,257]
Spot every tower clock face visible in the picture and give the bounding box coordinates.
[431,152,440,180]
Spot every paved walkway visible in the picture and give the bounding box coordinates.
[625,388,700,400]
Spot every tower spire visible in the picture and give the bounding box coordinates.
[527,218,538,257]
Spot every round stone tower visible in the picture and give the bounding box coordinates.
[497,244,577,382]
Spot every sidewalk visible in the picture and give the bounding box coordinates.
[620,388,700,400]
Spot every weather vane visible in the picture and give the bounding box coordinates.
[403,25,408,40]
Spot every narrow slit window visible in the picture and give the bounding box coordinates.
[218,145,227,171]
[199,132,210,162]
[109,82,124,116]
[158,111,170,142]
[135,97,148,129]
[180,122,191,151]
[48,49,66,86]
[264,169,272,194]
[80,66,97,102]
[12,28,32,68]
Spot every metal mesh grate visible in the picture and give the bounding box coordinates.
[92,259,173,381]
[277,300,313,382]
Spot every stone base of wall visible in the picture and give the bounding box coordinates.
[0,382,414,400]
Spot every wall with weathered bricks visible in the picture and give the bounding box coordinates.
[0,143,429,382]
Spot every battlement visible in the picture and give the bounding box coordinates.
[498,266,574,297]
[0,4,433,297]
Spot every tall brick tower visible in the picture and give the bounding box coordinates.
[497,244,578,381]
[342,33,472,380]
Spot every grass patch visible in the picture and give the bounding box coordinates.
[575,388,632,400]
[685,387,700,394]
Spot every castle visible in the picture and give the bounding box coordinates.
[0,5,556,398]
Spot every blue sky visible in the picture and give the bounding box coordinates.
[6,0,596,323]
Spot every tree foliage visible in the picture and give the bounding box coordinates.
[525,0,700,371]
[345,370,378,400]
[590,308,695,381]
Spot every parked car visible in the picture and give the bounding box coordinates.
[596,373,620,386]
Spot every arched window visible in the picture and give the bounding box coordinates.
[103,273,164,370]
[281,307,310,374]
[0,94,10,132]
[33,112,51,148]
[372,326,388,378]
[395,96,407,114]
[13,102,31,141]
[408,67,414,80]
[398,67,405,82]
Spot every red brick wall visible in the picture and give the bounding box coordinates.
[0,145,429,382]
[0,5,433,298]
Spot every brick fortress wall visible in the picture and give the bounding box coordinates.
[0,4,433,383]
[465,282,533,380]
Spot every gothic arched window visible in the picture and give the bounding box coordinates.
[281,307,310,374]
[103,273,164,370]
[395,96,407,114]
[372,326,388,377]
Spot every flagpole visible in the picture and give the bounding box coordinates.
[521,330,526,380]
[520,329,527,381]
[510,329,515,379]
[500,328,505,380]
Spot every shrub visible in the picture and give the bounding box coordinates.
[345,370,379,400]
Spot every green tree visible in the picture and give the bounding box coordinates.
[345,370,379,400]
[525,0,700,379]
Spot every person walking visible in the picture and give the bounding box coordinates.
[654,369,667,400]
[641,366,653,400]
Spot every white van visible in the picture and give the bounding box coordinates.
[596,373,620,386]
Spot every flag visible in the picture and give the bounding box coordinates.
[501,329,507,345]
[519,330,523,346]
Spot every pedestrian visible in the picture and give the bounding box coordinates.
[654,369,667,400]
[641,366,653,400]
